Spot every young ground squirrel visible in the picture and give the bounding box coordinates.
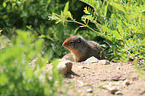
[62,35,107,62]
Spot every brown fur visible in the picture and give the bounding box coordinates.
[62,35,107,62]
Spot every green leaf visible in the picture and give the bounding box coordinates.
[3,2,6,8]
[68,11,73,20]
[48,13,62,24]
[64,2,69,16]
[84,7,90,14]
[109,2,127,14]
[60,1,70,24]
[0,74,8,86]
[104,3,108,17]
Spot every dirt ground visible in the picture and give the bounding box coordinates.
[63,60,145,96]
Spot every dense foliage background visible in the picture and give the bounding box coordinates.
[0,0,145,95]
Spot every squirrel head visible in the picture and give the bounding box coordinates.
[62,35,87,51]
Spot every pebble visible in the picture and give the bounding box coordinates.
[57,60,73,75]
[84,56,98,63]
[65,61,73,73]
[97,73,100,75]
[76,80,84,87]
[115,91,123,95]
[89,73,95,76]
[132,77,139,81]
[110,87,119,94]
[98,60,110,65]
[117,67,120,70]
[124,72,127,74]
[124,80,131,86]
[119,77,126,81]
[86,88,93,93]
[111,75,121,81]
[78,66,84,69]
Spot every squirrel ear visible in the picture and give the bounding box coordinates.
[77,38,81,43]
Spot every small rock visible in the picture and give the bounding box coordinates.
[115,91,123,95]
[58,63,67,75]
[125,81,131,86]
[100,83,120,91]
[109,87,119,94]
[84,56,98,63]
[65,61,73,73]
[124,80,131,86]
[119,77,126,81]
[76,80,84,87]
[132,77,139,81]
[89,73,95,76]
[124,72,127,74]
[86,88,93,93]
[57,60,73,75]
[97,73,100,75]
[111,75,121,81]
[98,60,110,65]
[78,66,84,69]
[61,54,75,62]
[117,67,120,70]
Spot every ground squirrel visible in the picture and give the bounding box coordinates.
[62,35,107,62]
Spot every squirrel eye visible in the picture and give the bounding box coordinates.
[69,41,74,44]
[77,38,81,43]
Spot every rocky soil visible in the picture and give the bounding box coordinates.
[60,57,145,96]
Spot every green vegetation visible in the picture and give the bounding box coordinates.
[0,30,64,95]
[0,0,145,95]
[49,0,145,62]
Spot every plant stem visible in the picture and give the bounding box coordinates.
[66,20,102,36]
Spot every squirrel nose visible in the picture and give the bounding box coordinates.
[62,42,64,46]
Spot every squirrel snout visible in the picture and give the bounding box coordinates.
[62,41,68,48]
[62,37,71,47]
[62,42,65,46]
